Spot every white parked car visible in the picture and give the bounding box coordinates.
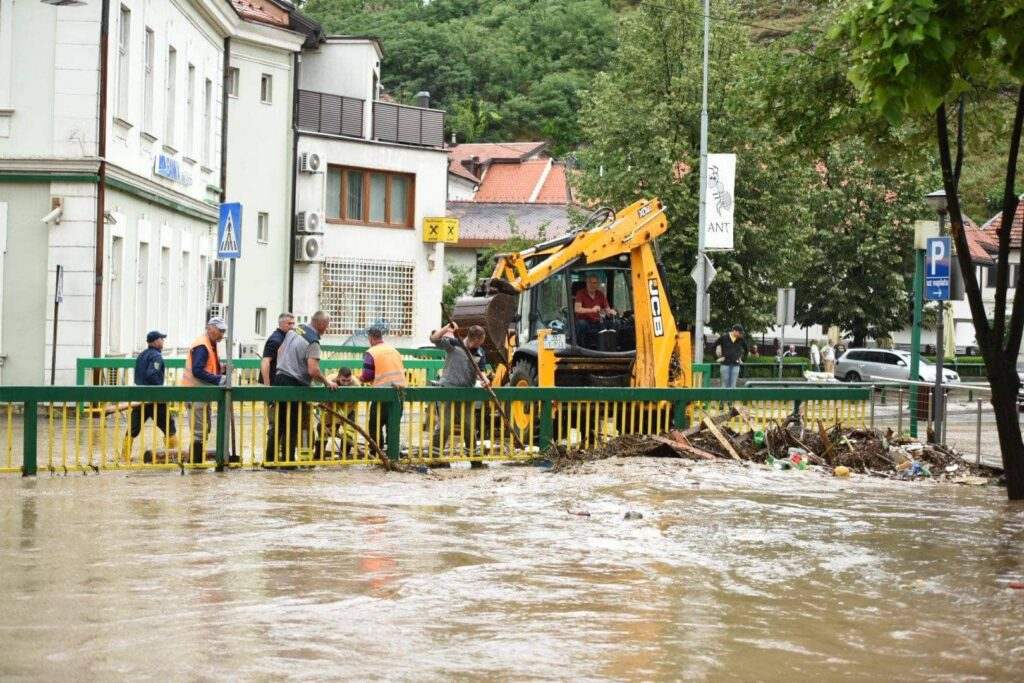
[835,349,960,383]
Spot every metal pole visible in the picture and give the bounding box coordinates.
[976,398,982,466]
[218,259,236,471]
[693,0,711,364]
[933,212,947,444]
[910,250,923,437]
[869,386,876,430]
[897,388,904,435]
[50,265,62,386]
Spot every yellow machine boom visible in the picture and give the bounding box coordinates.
[453,198,692,388]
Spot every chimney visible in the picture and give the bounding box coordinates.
[415,91,430,108]
[461,155,482,179]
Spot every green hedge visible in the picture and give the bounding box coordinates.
[703,360,810,380]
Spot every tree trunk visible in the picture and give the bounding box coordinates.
[989,379,1024,500]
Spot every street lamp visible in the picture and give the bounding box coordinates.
[926,188,949,444]
[925,189,949,214]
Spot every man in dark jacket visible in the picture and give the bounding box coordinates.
[715,324,748,388]
[123,331,178,463]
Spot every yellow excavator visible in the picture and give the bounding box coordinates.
[452,198,693,390]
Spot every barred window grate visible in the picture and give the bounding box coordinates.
[320,258,415,336]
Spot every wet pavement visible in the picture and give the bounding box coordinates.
[1,459,1023,681]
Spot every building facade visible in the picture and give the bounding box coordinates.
[292,37,448,347]
[222,2,305,357]
[0,0,310,384]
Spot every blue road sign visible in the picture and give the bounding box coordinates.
[925,236,951,301]
[217,202,242,259]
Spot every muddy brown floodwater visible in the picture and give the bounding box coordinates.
[1,459,1023,681]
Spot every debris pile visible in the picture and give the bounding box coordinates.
[551,410,997,484]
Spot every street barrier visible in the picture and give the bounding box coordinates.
[75,357,444,388]
[0,385,870,475]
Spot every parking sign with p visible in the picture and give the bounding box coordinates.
[925,236,951,301]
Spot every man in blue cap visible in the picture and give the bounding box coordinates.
[123,330,179,463]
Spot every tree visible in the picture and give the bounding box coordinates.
[793,145,937,346]
[576,0,813,335]
[835,0,1024,499]
[442,265,474,321]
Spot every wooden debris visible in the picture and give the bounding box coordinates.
[701,415,741,460]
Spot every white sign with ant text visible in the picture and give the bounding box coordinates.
[704,153,736,251]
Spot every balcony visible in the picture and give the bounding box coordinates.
[297,90,364,139]
[372,101,445,148]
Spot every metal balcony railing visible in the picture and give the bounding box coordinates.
[297,90,364,139]
[372,101,445,148]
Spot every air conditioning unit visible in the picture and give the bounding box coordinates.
[295,210,323,233]
[298,152,322,173]
[294,233,324,262]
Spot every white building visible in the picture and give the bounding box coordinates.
[0,0,310,384]
[222,0,306,357]
[291,37,449,347]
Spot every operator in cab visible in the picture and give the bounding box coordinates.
[574,275,616,348]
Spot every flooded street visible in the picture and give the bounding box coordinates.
[2,460,1023,681]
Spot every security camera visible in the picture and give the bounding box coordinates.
[41,205,63,225]
[104,210,118,225]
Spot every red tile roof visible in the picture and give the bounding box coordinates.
[447,141,547,182]
[534,163,571,204]
[230,0,290,27]
[964,221,996,264]
[980,196,1024,249]
[474,159,551,203]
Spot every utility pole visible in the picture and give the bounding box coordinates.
[693,0,711,363]
[933,210,948,444]
[909,248,923,438]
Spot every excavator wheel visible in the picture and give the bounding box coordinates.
[508,358,540,440]
[509,358,538,388]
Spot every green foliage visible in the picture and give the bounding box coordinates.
[576,0,815,335]
[792,145,938,344]
[301,0,619,153]
[835,0,1024,122]
[476,218,547,273]
[441,264,474,321]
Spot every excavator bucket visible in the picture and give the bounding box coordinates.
[451,290,518,370]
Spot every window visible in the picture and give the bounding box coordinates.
[143,28,155,131]
[326,166,415,227]
[320,258,414,336]
[257,212,269,243]
[116,6,131,118]
[165,46,177,144]
[984,264,997,289]
[260,73,272,104]
[185,64,195,156]
[227,67,239,97]
[255,308,267,337]
[202,78,212,165]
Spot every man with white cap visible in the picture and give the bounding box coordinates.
[182,316,227,464]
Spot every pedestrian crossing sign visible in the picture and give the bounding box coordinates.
[217,202,242,259]
[423,217,459,243]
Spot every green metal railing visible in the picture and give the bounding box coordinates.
[320,344,445,359]
[0,384,870,476]
[76,356,445,387]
